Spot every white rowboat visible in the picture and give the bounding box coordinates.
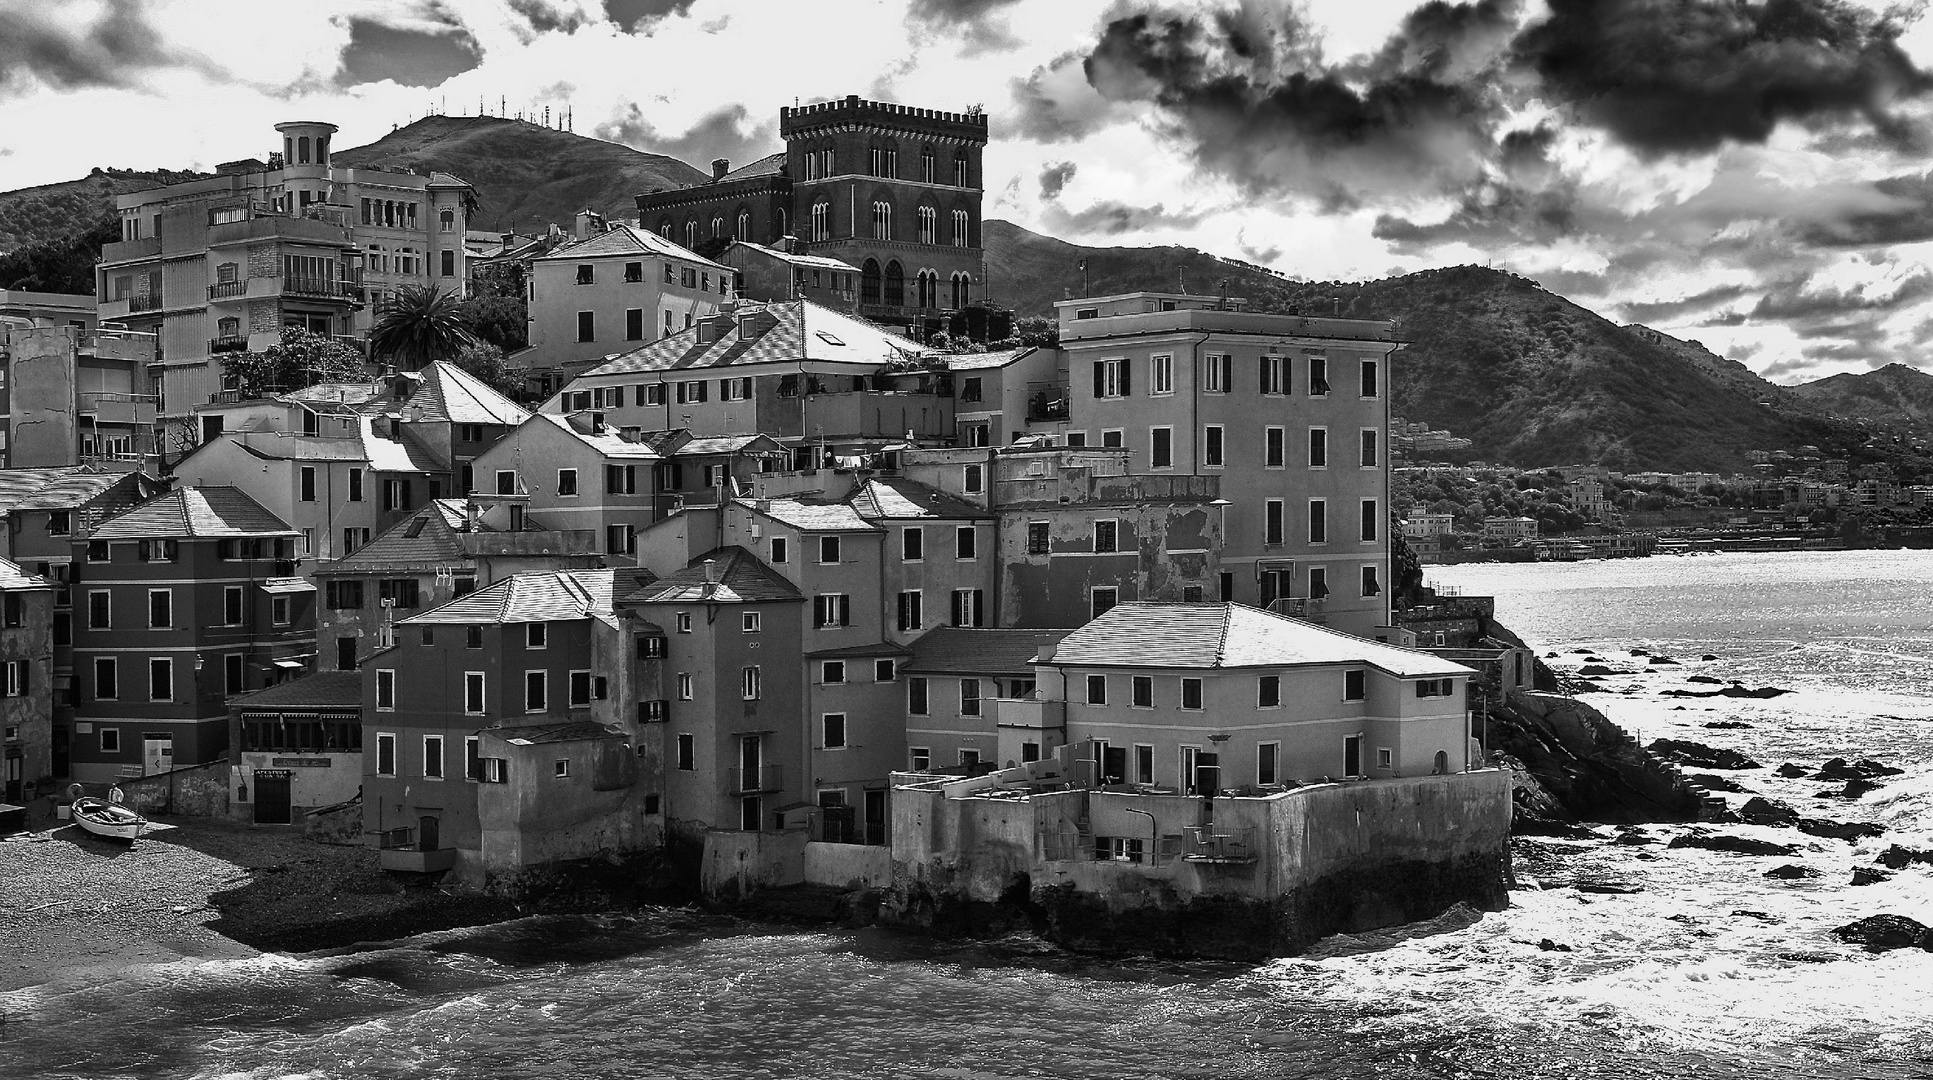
[71,797,147,841]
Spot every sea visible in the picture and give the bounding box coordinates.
[3,549,1931,1079]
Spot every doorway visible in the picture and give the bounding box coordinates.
[337,636,358,670]
[418,814,440,851]
[253,770,291,824]
[1344,735,1363,777]
[143,733,173,776]
[4,751,21,803]
[864,789,886,845]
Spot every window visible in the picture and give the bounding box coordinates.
[1378,748,1394,770]
[956,525,977,560]
[1309,428,1328,469]
[1091,587,1117,618]
[1344,669,1367,701]
[347,468,364,502]
[676,733,694,770]
[376,668,395,710]
[424,735,444,779]
[47,510,71,536]
[871,201,892,240]
[1309,566,1330,601]
[1092,358,1128,398]
[148,589,172,628]
[875,659,896,682]
[527,623,547,648]
[1309,355,1331,396]
[964,464,984,495]
[225,654,245,695]
[1131,675,1153,708]
[814,594,850,628]
[605,463,638,494]
[909,677,929,715]
[638,383,666,407]
[896,590,923,632]
[1203,353,1230,392]
[376,733,395,776]
[1309,499,1328,544]
[606,524,636,555]
[94,657,117,700]
[917,205,936,245]
[88,590,110,630]
[463,671,486,714]
[1362,565,1383,597]
[1027,522,1050,555]
[1085,674,1107,705]
[1094,519,1118,553]
[300,466,317,502]
[949,589,984,627]
[674,612,692,633]
[497,470,518,495]
[1361,358,1380,398]
[1150,354,1173,394]
[1150,426,1173,469]
[675,379,708,404]
[960,678,981,716]
[525,670,548,712]
[742,666,761,700]
[577,311,595,342]
[1260,355,1285,395]
[1204,425,1224,467]
[952,209,970,246]
[821,713,848,749]
[738,611,762,635]
[1265,499,1285,546]
[770,537,788,564]
[910,747,931,771]
[556,468,578,497]
[382,478,410,513]
[1102,429,1123,448]
[1258,675,1281,708]
[819,536,840,564]
[86,541,109,562]
[901,527,924,562]
[677,672,693,700]
[440,249,455,277]
[1259,742,1279,786]
[810,200,831,241]
[1361,499,1380,542]
[1181,678,1203,710]
[821,660,846,684]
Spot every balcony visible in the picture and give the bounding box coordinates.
[128,294,164,313]
[209,336,249,354]
[282,275,357,302]
[1182,825,1257,864]
[208,280,247,301]
[80,328,156,363]
[78,391,159,426]
[728,764,783,795]
[1026,382,1070,421]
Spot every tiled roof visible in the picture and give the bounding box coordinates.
[398,568,627,625]
[902,628,1072,675]
[538,413,663,459]
[718,153,786,182]
[231,670,363,710]
[0,467,142,513]
[538,224,727,268]
[405,362,530,425]
[317,499,470,574]
[1050,603,1475,677]
[849,477,990,521]
[217,422,446,474]
[728,240,857,272]
[485,720,625,744]
[284,382,383,408]
[741,497,877,533]
[805,641,913,659]
[945,347,1037,371]
[0,557,54,592]
[676,434,786,457]
[89,486,296,540]
[626,547,802,605]
[575,299,923,377]
[427,171,474,188]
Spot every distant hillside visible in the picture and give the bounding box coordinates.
[984,221,1898,474]
[1786,363,1933,434]
[335,116,708,235]
[0,168,208,254]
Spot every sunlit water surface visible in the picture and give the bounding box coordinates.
[2,550,1930,1078]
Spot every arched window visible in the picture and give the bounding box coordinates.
[921,146,936,184]
[710,215,724,238]
[735,210,750,241]
[951,209,970,247]
[916,206,937,245]
[869,141,883,177]
[776,207,788,238]
[439,209,454,233]
[810,200,831,242]
[820,146,834,178]
[298,136,311,164]
[954,148,969,186]
[861,258,882,304]
[871,201,893,240]
[951,272,971,309]
[1433,750,1450,775]
[916,270,938,309]
[658,217,673,238]
[883,140,898,178]
[685,220,698,249]
[884,260,905,306]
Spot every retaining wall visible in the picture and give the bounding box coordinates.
[116,758,230,817]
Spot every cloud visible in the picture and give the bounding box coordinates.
[1039,199,1206,235]
[1008,50,1138,141]
[595,102,777,168]
[508,0,589,36]
[0,0,216,97]
[1038,160,1077,199]
[1797,170,1933,247]
[1618,284,1752,324]
[603,0,695,33]
[335,5,483,88]
[1749,272,1933,320]
[1510,0,1933,154]
[1237,230,1283,265]
[906,0,1025,51]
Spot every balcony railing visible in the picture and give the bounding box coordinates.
[283,275,355,300]
[1026,383,1070,421]
[208,280,247,300]
[1182,826,1257,864]
[728,764,783,795]
[209,336,249,354]
[128,294,163,313]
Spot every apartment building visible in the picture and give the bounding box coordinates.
[2,323,159,469]
[899,626,1071,776]
[718,239,859,311]
[0,558,57,804]
[96,120,474,428]
[67,487,313,783]
[943,347,1056,448]
[227,669,363,825]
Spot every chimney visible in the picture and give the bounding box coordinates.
[775,235,797,254]
[703,558,716,582]
[465,498,480,533]
[712,158,730,180]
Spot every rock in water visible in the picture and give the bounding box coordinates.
[1776,762,1809,778]
[1794,818,1884,842]
[1875,845,1933,870]
[1667,832,1799,856]
[1647,739,1763,770]
[1702,719,1752,728]
[1763,864,1820,880]
[1735,797,1799,825]
[1832,915,1933,952]
[1689,773,1746,793]
[1700,654,1720,661]
[1850,867,1892,886]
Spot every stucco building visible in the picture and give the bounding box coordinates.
[0,558,57,804]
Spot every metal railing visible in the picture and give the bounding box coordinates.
[208,281,247,300]
[1182,826,1257,863]
[209,336,249,354]
[728,764,783,795]
[128,294,163,312]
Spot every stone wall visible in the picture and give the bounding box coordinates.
[699,827,808,901]
[803,842,892,890]
[118,757,230,817]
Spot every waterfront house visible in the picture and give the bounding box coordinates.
[0,558,57,803]
[899,626,1071,774]
[68,486,311,783]
[227,669,362,825]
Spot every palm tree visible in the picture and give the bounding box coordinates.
[370,283,477,370]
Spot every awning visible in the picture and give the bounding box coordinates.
[260,578,316,594]
[272,659,305,669]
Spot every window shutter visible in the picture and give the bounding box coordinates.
[950,591,963,627]
[1118,360,1129,396]
[1092,360,1105,398]
[18,661,27,695]
[1260,357,1271,394]
[973,590,985,627]
[839,595,851,626]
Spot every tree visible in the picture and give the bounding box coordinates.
[1389,512,1425,609]
[370,283,477,370]
[457,291,528,352]
[219,327,367,397]
[450,342,526,400]
[0,212,120,294]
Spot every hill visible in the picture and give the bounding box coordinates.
[335,116,707,235]
[1786,363,1933,435]
[0,168,209,255]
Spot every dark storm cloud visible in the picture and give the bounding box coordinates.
[1238,232,1284,265]
[1510,0,1933,154]
[1749,273,1933,320]
[336,6,482,88]
[1618,284,1752,323]
[508,0,588,35]
[1797,171,1933,247]
[0,0,216,96]
[1038,161,1077,199]
[604,0,695,34]
[1794,317,1888,341]
[1076,2,1515,203]
[907,0,1026,51]
[596,103,777,168]
[1039,199,1205,234]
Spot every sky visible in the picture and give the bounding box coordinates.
[4,0,1933,385]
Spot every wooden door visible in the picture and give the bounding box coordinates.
[1344,735,1363,777]
[253,771,291,825]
